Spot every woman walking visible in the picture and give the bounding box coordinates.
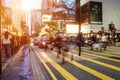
[2,31,12,58]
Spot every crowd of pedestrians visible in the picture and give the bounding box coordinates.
[1,31,29,59]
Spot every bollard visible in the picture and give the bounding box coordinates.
[29,46,30,53]
[71,53,73,61]
[78,44,81,56]
[57,48,61,58]
[91,43,93,51]
[62,52,65,64]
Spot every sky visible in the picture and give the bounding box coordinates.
[22,0,42,10]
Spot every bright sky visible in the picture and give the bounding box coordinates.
[22,0,42,11]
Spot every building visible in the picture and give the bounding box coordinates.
[41,0,120,34]
[1,0,24,35]
[31,9,42,33]
[80,0,120,33]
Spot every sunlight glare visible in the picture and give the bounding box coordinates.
[22,0,33,11]
[22,0,42,11]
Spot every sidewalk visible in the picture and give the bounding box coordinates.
[1,46,32,80]
[2,47,21,73]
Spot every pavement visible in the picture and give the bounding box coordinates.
[0,46,32,80]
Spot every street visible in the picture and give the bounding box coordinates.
[30,44,120,80]
[1,0,120,80]
[1,43,120,80]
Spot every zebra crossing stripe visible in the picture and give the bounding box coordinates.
[83,49,120,58]
[37,51,78,80]
[72,49,120,63]
[83,52,120,63]
[51,51,114,80]
[72,49,120,71]
[77,56,120,71]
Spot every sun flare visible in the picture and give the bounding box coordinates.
[22,0,33,11]
[22,0,42,11]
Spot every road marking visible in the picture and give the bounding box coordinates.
[72,50,120,63]
[51,51,114,80]
[75,54,120,71]
[30,50,49,80]
[84,49,120,58]
[105,50,120,55]
[34,50,57,80]
[37,51,78,80]
[71,50,120,71]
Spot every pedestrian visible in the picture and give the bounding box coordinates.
[10,34,14,55]
[14,36,19,53]
[1,31,12,58]
[20,33,30,56]
[21,33,29,48]
[100,33,108,50]
[54,33,62,58]
[109,22,116,46]
[90,34,97,51]
[76,32,83,56]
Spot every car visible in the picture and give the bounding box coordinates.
[84,38,92,46]
[30,37,39,46]
[39,36,51,49]
[34,39,39,46]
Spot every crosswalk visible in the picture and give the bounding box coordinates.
[31,46,120,80]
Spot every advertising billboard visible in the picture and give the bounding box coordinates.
[52,0,75,20]
[90,1,102,24]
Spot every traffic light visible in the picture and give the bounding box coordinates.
[21,21,26,29]
[109,23,115,32]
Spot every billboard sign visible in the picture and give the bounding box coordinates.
[66,24,79,33]
[90,1,102,24]
[52,0,75,20]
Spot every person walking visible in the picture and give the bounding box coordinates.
[14,35,19,53]
[1,31,12,58]
[109,22,116,46]
[76,32,83,56]
[100,33,108,50]
[90,34,97,51]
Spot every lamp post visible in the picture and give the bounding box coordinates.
[76,0,81,56]
[0,0,2,75]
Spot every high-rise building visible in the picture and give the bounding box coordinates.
[31,10,42,33]
[1,0,24,34]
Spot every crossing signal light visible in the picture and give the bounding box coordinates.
[21,21,26,29]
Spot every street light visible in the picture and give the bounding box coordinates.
[75,0,81,56]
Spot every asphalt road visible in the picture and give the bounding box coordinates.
[30,44,120,80]
[1,43,120,80]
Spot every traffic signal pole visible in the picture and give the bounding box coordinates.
[76,0,81,56]
[0,0,2,75]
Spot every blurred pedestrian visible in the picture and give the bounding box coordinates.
[54,33,62,58]
[20,33,30,56]
[90,34,97,51]
[10,34,14,55]
[14,36,19,53]
[1,31,12,58]
[100,33,108,50]
[109,22,116,46]
[76,32,83,56]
